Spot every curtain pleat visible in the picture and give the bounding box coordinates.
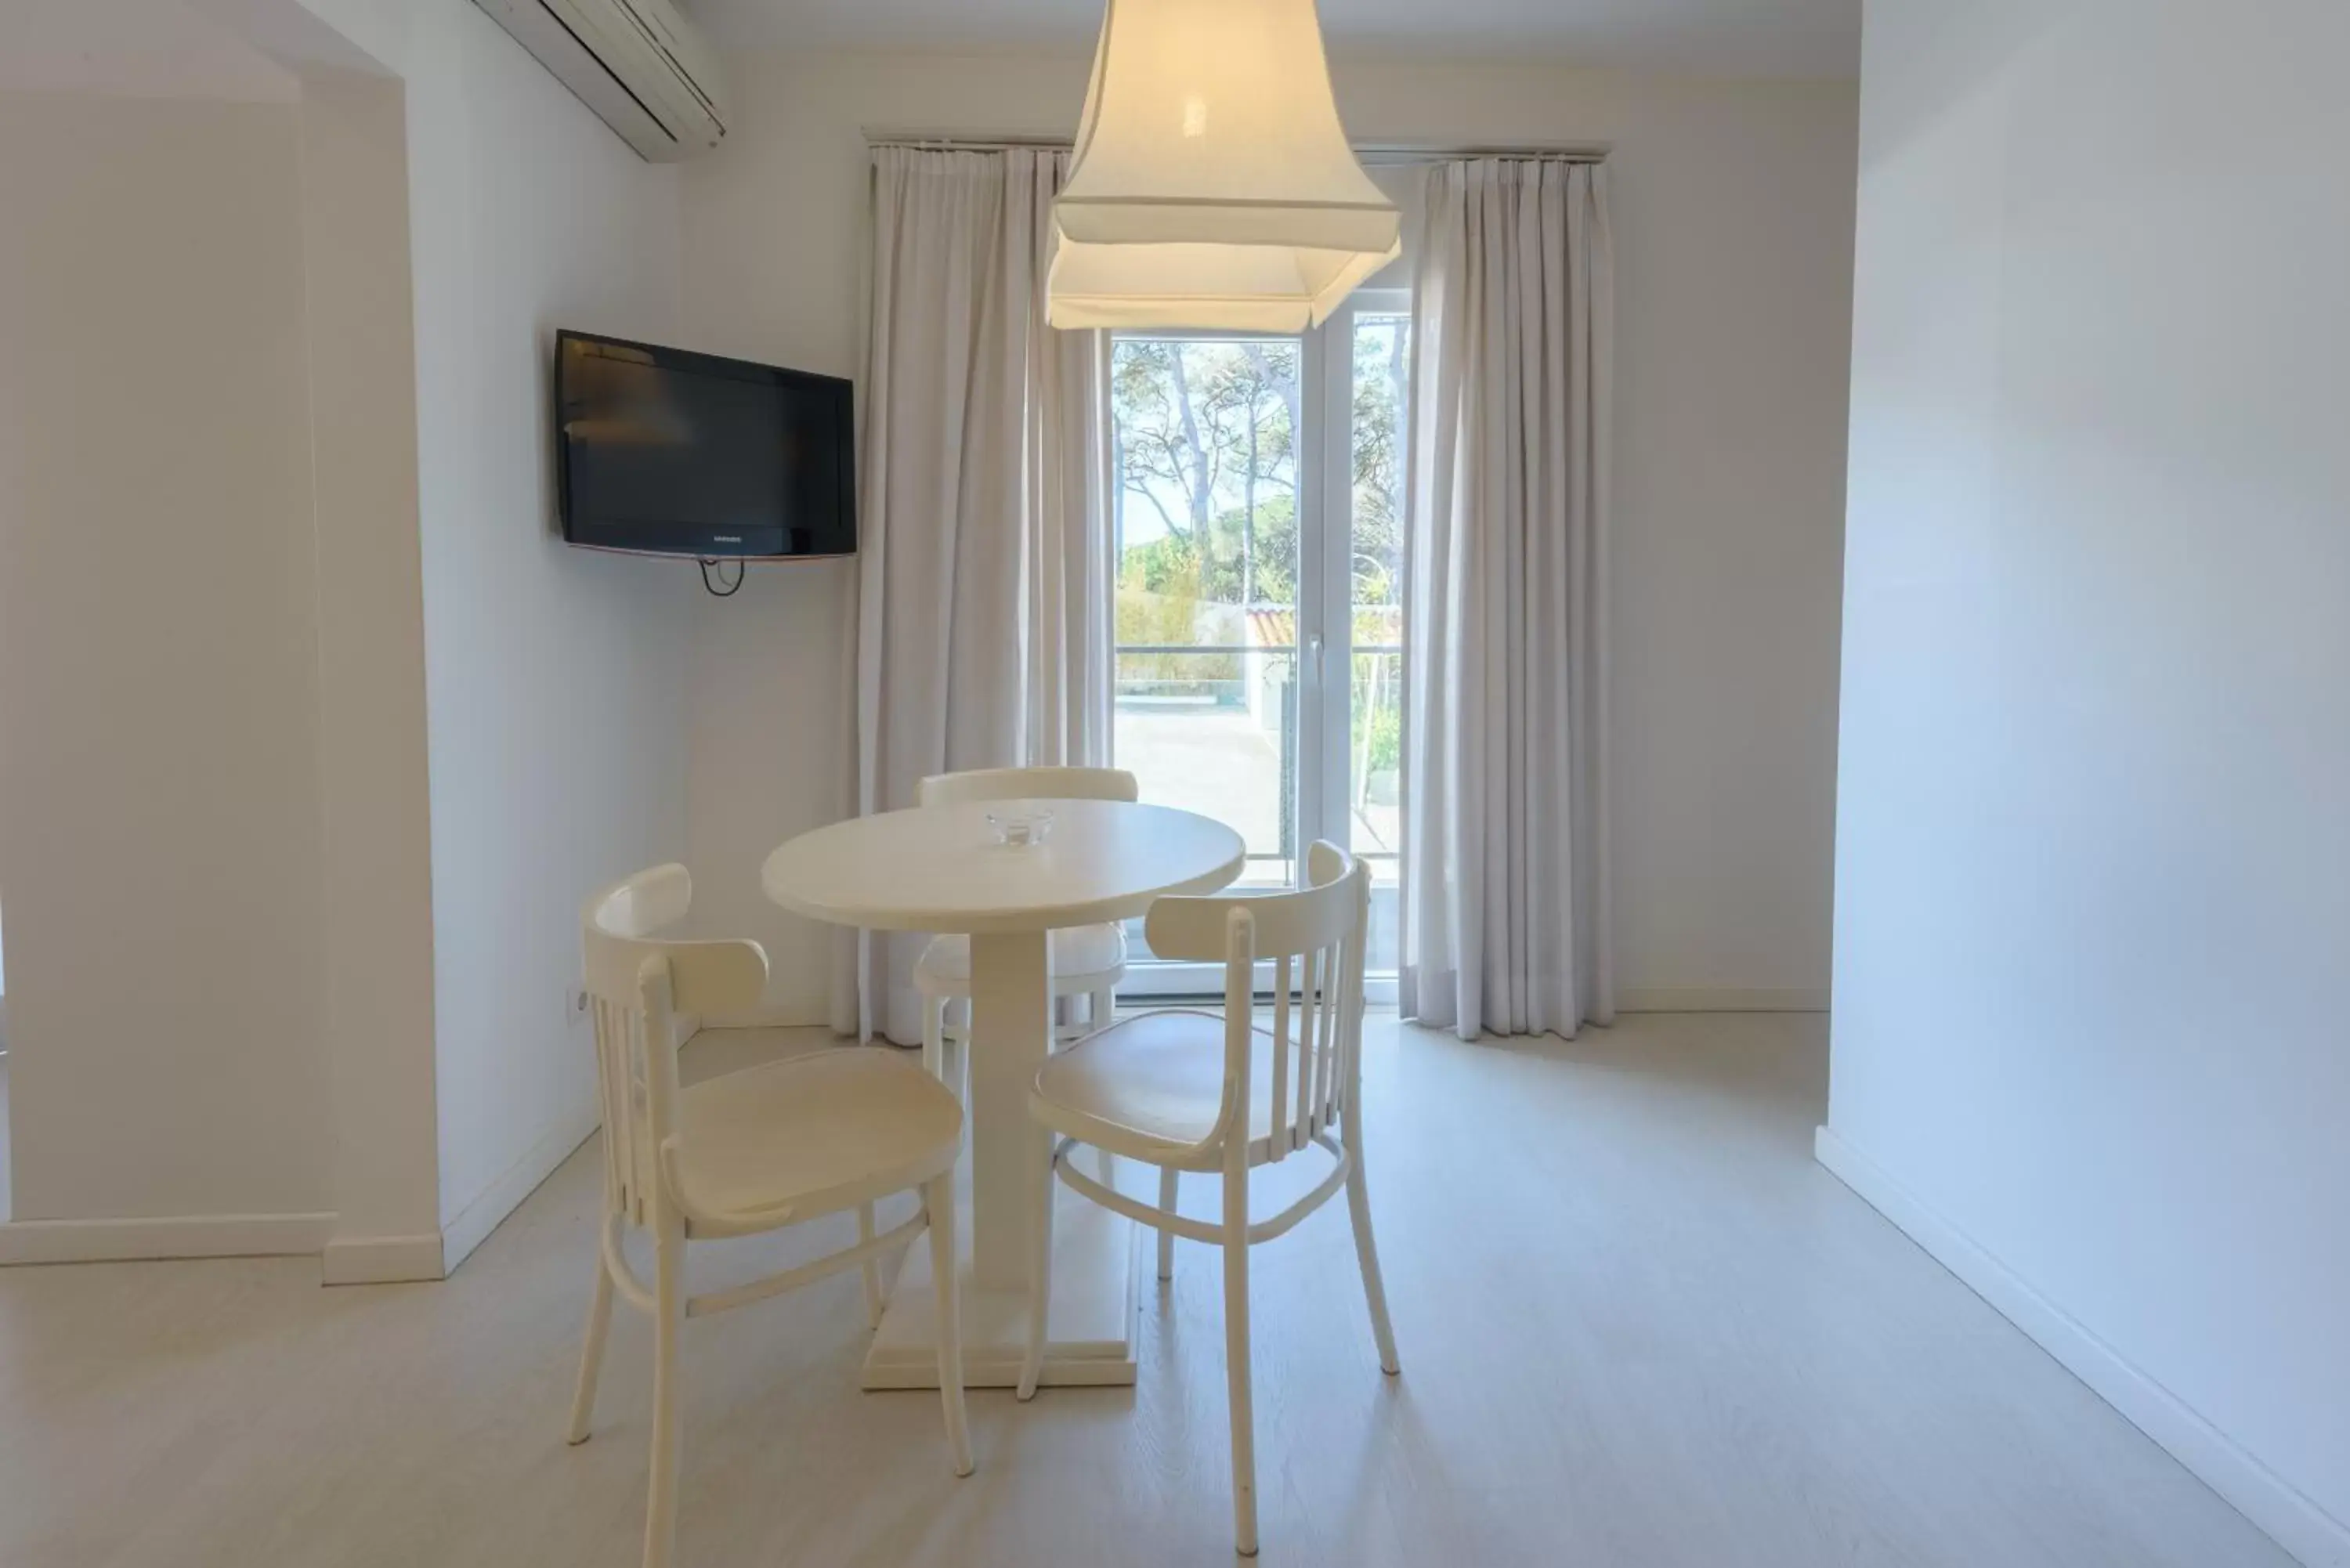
[1400,159,1615,1042]
[835,146,1112,1043]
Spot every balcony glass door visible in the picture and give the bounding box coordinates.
[1109,292,1410,995]
[1327,294,1410,980]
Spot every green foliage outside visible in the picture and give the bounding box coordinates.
[1115,534,1238,696]
[1357,677,1403,775]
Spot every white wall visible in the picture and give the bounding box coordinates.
[0,0,691,1268]
[298,57,444,1280]
[0,0,441,1266]
[1824,3,2350,1564]
[677,50,1860,1018]
[0,87,333,1224]
[401,0,692,1263]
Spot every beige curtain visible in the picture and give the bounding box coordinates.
[1401,158,1616,1041]
[837,146,1112,1043]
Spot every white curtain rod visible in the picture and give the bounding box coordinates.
[1357,141,1609,165]
[860,128,1610,164]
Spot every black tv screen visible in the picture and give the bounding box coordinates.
[556,331,855,559]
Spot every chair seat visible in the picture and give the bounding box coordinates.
[669,1048,962,1234]
[915,923,1127,989]
[1029,1010,1307,1168]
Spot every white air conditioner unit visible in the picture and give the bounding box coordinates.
[473,0,728,162]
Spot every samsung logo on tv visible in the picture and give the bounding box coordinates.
[713,535,743,544]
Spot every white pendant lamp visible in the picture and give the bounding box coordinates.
[1047,0,1401,331]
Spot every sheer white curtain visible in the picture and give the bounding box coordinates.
[838,146,1112,1042]
[1400,158,1615,1041]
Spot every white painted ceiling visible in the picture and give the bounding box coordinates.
[683,0,1863,79]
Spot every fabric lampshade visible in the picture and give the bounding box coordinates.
[1047,0,1401,331]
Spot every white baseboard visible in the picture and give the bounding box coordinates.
[438,1104,597,1275]
[321,1233,446,1285]
[1815,1126,2349,1568]
[1618,987,1828,1013]
[0,1210,333,1266]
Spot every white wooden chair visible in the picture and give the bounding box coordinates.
[1014,842,1399,1556]
[913,765,1137,1087]
[569,865,972,1568]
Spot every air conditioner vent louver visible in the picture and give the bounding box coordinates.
[473,0,728,163]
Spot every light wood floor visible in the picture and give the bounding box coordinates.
[0,1013,2290,1567]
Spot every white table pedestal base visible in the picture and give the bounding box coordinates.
[760,804,1244,1393]
[862,1183,1140,1390]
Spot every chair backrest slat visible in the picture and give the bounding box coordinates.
[588,997,624,1218]
[1278,949,1297,1161]
[1307,841,1362,1140]
[1292,942,1317,1152]
[1326,929,1348,1136]
[1327,937,1343,1134]
[580,864,771,1230]
[916,766,1139,807]
[1335,936,1350,1130]
[1144,842,1369,1162]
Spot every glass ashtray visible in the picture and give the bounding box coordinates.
[986,807,1054,847]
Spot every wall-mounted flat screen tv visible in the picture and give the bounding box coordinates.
[555,331,855,559]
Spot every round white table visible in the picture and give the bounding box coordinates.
[763,797,1246,1389]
